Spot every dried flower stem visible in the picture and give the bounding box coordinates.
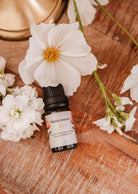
[121,132,138,144]
[94,0,138,47]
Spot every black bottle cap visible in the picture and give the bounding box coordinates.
[43,84,68,111]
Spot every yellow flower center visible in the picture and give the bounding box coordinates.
[44,48,60,63]
[11,109,22,119]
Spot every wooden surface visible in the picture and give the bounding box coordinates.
[0,0,138,193]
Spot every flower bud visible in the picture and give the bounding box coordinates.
[120,112,130,121]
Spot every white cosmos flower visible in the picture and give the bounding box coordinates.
[0,56,15,96]
[120,64,138,102]
[124,106,137,132]
[115,97,133,111]
[67,0,109,26]
[19,22,97,96]
[0,94,44,142]
[93,116,122,134]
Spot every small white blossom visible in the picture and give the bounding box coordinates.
[93,106,137,135]
[19,22,97,96]
[120,64,138,102]
[0,93,44,142]
[67,0,109,26]
[93,116,122,134]
[13,86,44,114]
[115,97,133,111]
[0,56,15,96]
[124,106,137,132]
[13,85,38,100]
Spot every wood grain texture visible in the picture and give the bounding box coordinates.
[0,0,138,193]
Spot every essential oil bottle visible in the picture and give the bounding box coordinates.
[43,84,77,153]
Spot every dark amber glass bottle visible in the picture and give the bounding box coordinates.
[43,84,77,153]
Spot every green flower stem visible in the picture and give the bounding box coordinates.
[93,71,108,108]
[94,0,138,47]
[73,1,137,140]
[93,71,122,120]
[1,94,4,99]
[73,1,115,111]
[96,82,102,101]
[104,86,112,95]
[73,0,85,37]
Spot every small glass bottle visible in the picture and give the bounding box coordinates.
[43,84,77,153]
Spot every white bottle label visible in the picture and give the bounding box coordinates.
[45,111,77,149]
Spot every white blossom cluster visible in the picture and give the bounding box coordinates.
[93,95,137,134]
[0,57,44,142]
[0,57,15,96]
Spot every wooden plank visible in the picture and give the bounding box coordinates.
[0,0,138,193]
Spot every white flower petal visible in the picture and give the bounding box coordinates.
[67,0,97,26]
[125,117,136,132]
[0,56,6,70]
[120,74,136,94]
[131,64,138,74]
[4,73,15,87]
[0,85,6,96]
[130,84,138,102]
[76,0,96,25]
[30,22,55,46]
[90,0,109,6]
[93,117,115,133]
[121,64,138,102]
[0,107,11,124]
[60,30,91,57]
[1,131,21,142]
[34,111,43,125]
[130,106,137,116]
[29,98,44,110]
[121,64,138,96]
[48,22,79,48]
[93,116,123,134]
[67,0,108,26]
[55,59,81,96]
[107,125,115,134]
[67,0,76,23]
[116,105,125,112]
[34,61,58,87]
[60,53,97,76]
[25,37,44,67]
[2,95,15,109]
[125,106,137,132]
[121,97,133,105]
[14,86,38,99]
[19,60,38,85]
[15,95,29,109]
[93,117,109,129]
